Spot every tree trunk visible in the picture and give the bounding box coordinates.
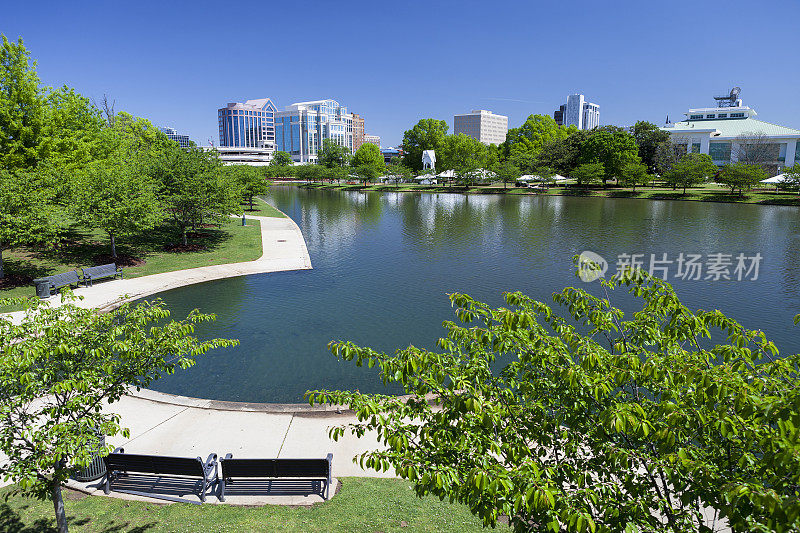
[110,234,117,260]
[182,229,188,246]
[0,246,4,279]
[249,195,254,209]
[51,474,68,533]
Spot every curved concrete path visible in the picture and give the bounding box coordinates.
[5,213,311,323]
[3,207,394,504]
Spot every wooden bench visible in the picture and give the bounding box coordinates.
[218,453,333,501]
[102,448,218,504]
[33,270,82,299]
[81,263,123,286]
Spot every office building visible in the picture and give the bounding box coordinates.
[662,93,800,175]
[160,127,191,148]
[553,104,566,126]
[453,109,508,145]
[275,99,353,163]
[554,94,600,130]
[217,98,277,164]
[352,113,366,152]
[381,147,403,164]
[364,134,380,148]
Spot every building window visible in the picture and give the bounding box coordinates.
[709,142,731,161]
[718,113,727,118]
[730,113,745,118]
[691,143,701,153]
[706,114,715,119]
[690,114,703,120]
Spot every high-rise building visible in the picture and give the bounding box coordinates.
[453,110,508,145]
[364,134,380,148]
[160,127,191,148]
[556,94,600,130]
[553,104,566,126]
[352,113,366,152]
[275,99,354,163]
[218,98,277,149]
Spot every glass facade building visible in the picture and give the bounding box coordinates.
[159,127,191,148]
[218,98,277,150]
[275,100,353,163]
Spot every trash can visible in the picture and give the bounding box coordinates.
[72,435,107,482]
[33,278,52,299]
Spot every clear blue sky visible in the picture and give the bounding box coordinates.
[4,0,800,147]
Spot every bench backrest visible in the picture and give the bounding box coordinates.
[48,271,81,288]
[103,453,204,477]
[221,457,331,479]
[83,264,118,277]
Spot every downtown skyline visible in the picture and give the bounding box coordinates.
[3,0,799,147]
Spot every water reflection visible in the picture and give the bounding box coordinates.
[147,186,800,403]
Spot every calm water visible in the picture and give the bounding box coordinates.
[146,187,800,403]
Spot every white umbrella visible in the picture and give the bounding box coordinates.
[553,174,569,182]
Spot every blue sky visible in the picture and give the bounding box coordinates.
[4,0,800,147]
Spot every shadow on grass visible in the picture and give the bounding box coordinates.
[606,190,643,198]
[0,502,93,533]
[646,192,692,200]
[0,258,53,288]
[26,224,235,269]
[700,193,749,203]
[758,196,800,206]
[557,188,600,197]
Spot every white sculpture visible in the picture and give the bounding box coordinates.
[422,150,436,170]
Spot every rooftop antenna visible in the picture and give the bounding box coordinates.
[713,86,741,108]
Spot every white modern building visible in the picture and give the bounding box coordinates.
[209,146,274,166]
[275,99,354,163]
[453,110,508,145]
[662,99,800,175]
[364,134,380,148]
[560,94,600,130]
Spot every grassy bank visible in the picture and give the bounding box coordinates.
[247,196,287,217]
[298,181,800,206]
[0,478,494,533]
[0,218,263,309]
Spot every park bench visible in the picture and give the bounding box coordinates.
[218,453,333,501]
[32,270,82,299]
[81,263,123,286]
[102,448,218,504]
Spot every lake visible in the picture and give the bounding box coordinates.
[146,186,800,403]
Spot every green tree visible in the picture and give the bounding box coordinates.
[439,134,495,186]
[155,144,237,245]
[571,162,605,186]
[40,86,105,171]
[353,163,382,185]
[401,119,449,171]
[779,162,800,193]
[318,139,351,168]
[224,165,269,209]
[385,161,412,187]
[71,156,162,259]
[351,143,385,172]
[580,129,640,185]
[500,114,577,168]
[270,150,293,166]
[0,169,61,278]
[619,161,652,192]
[665,153,717,194]
[0,35,46,170]
[310,270,800,533]
[491,160,521,189]
[0,294,237,533]
[631,121,670,174]
[718,162,767,196]
[536,130,591,175]
[294,164,323,183]
[653,140,685,177]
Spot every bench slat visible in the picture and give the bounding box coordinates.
[220,458,330,479]
[104,453,204,477]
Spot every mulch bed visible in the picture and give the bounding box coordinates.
[0,273,33,290]
[92,254,145,268]
[163,243,207,253]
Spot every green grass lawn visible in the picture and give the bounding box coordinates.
[1,217,263,310]
[244,196,287,218]
[0,478,496,533]
[300,181,800,206]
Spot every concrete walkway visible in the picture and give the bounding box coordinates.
[4,208,395,505]
[5,213,311,323]
[66,389,391,505]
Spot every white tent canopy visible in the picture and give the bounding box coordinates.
[761,174,787,184]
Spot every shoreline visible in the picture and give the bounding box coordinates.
[291,181,800,207]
